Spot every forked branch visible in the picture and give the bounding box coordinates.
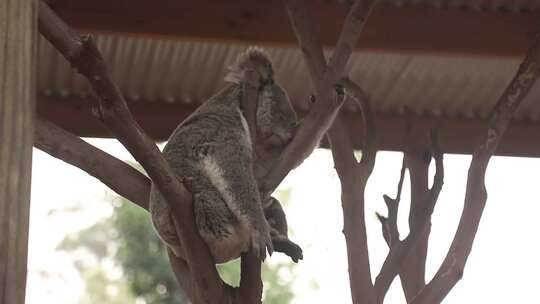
[261,0,377,195]
[374,130,444,303]
[35,116,151,210]
[376,158,406,248]
[280,1,379,303]
[411,29,540,304]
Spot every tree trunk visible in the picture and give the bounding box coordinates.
[0,0,37,303]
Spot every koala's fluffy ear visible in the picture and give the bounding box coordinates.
[224,46,274,86]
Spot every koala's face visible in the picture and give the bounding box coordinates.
[256,83,298,147]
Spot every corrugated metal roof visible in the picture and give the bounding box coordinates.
[38,33,539,121]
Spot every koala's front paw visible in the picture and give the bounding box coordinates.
[271,235,303,263]
[250,227,274,261]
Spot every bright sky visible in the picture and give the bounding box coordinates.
[27,139,540,303]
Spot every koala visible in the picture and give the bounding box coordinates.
[150,47,300,264]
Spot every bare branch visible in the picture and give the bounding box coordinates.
[398,129,442,301]
[328,113,378,304]
[38,2,226,302]
[377,157,406,248]
[166,249,201,304]
[283,0,326,84]
[34,117,151,210]
[326,0,377,87]
[234,252,263,304]
[328,112,358,180]
[238,66,264,303]
[279,2,379,303]
[328,79,379,304]
[429,129,444,200]
[411,29,540,304]
[261,0,376,195]
[375,131,444,303]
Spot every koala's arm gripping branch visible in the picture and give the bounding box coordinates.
[37,2,228,303]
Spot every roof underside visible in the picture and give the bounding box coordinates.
[38,0,540,156]
[38,35,536,120]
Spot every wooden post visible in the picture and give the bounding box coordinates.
[0,0,37,303]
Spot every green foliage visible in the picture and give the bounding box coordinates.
[113,199,186,304]
[59,189,298,304]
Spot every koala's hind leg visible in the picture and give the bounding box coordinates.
[192,181,250,264]
[200,151,273,261]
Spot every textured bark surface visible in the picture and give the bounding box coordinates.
[0,0,37,303]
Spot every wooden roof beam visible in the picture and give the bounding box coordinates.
[44,0,539,58]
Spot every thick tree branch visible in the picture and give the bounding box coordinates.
[279,1,378,303]
[237,60,264,304]
[38,2,227,303]
[327,75,379,303]
[332,81,379,304]
[411,30,540,304]
[398,138,430,302]
[328,111,378,304]
[261,0,376,195]
[34,117,151,210]
[233,252,263,304]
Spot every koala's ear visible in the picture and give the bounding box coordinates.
[224,65,244,84]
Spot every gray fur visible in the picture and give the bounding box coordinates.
[149,48,299,264]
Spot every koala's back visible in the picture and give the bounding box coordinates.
[149,85,254,261]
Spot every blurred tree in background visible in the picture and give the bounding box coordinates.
[59,190,297,304]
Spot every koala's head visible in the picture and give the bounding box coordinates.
[256,82,298,147]
[225,47,298,147]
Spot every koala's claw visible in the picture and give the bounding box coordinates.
[251,230,273,261]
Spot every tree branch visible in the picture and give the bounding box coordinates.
[278,1,379,303]
[328,111,378,304]
[374,131,444,303]
[34,116,151,210]
[411,29,540,304]
[38,2,227,303]
[376,157,406,248]
[327,76,379,303]
[237,59,264,304]
[261,0,376,195]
